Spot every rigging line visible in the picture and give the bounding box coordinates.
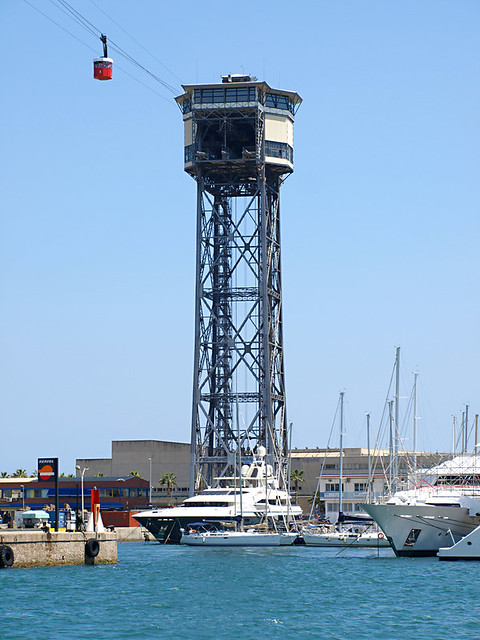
[24,0,99,53]
[87,0,184,85]
[54,0,101,37]
[23,0,175,102]
[107,40,178,94]
[51,0,178,94]
[114,63,175,104]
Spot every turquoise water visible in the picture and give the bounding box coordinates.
[1,543,479,639]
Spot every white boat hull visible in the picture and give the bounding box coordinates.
[180,531,289,546]
[363,503,480,557]
[438,524,480,560]
[303,531,390,548]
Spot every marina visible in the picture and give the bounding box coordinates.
[3,542,480,640]
[1,3,478,638]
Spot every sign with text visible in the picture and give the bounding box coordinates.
[37,458,58,483]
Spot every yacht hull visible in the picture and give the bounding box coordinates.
[180,531,287,546]
[362,503,480,557]
[438,524,480,560]
[134,509,300,544]
[302,532,390,548]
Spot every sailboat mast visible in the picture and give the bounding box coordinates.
[475,414,479,456]
[287,422,293,523]
[366,412,371,502]
[393,346,400,493]
[338,391,344,518]
[236,397,243,529]
[388,400,394,491]
[465,404,469,453]
[413,372,418,478]
[453,416,457,454]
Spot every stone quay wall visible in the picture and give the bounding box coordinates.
[0,531,117,568]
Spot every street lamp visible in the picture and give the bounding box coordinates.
[75,466,89,528]
[148,457,152,506]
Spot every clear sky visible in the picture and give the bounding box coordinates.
[1,0,479,475]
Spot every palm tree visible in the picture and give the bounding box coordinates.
[11,469,28,478]
[95,472,105,477]
[0,472,9,478]
[129,471,140,477]
[159,472,177,505]
[290,469,304,504]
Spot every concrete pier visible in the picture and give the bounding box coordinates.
[0,530,117,568]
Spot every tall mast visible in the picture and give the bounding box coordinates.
[452,415,457,454]
[388,400,394,492]
[413,372,418,478]
[393,346,400,492]
[366,412,371,502]
[338,391,344,519]
[465,404,469,453]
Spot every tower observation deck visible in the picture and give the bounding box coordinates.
[175,74,302,494]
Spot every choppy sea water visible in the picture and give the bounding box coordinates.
[1,542,479,639]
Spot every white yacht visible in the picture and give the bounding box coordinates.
[362,455,480,557]
[134,452,302,544]
[179,522,296,547]
[302,524,390,548]
[438,522,480,560]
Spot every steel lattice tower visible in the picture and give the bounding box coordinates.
[176,75,301,494]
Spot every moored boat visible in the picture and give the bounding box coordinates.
[179,522,295,547]
[302,525,389,548]
[134,451,302,543]
[362,455,480,557]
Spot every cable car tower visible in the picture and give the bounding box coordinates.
[175,75,301,493]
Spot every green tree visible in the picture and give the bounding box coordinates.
[159,472,177,505]
[0,472,9,478]
[95,472,105,477]
[129,471,140,477]
[290,469,304,504]
[308,491,325,518]
[11,469,28,478]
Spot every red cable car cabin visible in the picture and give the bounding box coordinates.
[93,57,113,81]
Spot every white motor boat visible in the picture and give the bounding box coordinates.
[362,455,480,557]
[134,453,302,543]
[438,524,480,560]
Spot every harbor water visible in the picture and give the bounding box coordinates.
[1,542,479,639]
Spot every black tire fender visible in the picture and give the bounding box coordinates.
[85,538,100,558]
[0,545,14,568]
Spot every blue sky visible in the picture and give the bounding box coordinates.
[1,1,479,474]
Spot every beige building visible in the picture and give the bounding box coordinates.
[77,441,451,516]
[76,440,191,506]
[290,447,450,521]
